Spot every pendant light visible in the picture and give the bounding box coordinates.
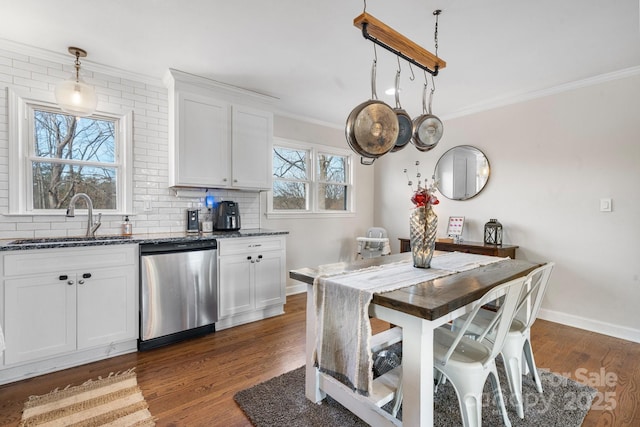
[54,47,97,117]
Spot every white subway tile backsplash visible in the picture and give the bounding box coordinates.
[0,46,262,237]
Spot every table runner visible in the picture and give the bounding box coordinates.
[313,252,507,395]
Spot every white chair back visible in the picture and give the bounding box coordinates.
[440,276,526,368]
[518,262,555,330]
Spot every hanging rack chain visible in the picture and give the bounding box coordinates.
[433,9,441,58]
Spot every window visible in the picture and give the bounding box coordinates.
[269,138,353,217]
[8,88,132,214]
[32,110,117,209]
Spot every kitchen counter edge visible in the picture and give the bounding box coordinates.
[0,229,289,251]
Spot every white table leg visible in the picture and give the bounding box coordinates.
[305,283,325,402]
[402,318,434,427]
[371,304,435,427]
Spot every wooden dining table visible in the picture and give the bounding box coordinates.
[289,252,540,427]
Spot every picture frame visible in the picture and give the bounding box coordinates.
[447,216,465,238]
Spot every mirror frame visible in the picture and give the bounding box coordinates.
[434,145,490,200]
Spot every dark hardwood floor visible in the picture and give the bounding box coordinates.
[0,293,638,426]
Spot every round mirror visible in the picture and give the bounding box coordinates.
[434,145,490,200]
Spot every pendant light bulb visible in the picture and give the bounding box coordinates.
[54,47,97,117]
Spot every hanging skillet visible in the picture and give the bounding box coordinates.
[412,80,443,152]
[390,70,413,152]
[346,59,399,165]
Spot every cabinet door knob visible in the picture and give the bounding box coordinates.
[78,279,85,285]
[67,280,75,285]
[223,178,228,182]
[233,179,238,183]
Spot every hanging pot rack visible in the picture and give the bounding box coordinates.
[353,12,446,76]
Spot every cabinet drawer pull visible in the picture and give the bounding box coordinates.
[82,273,92,279]
[59,275,68,281]
[247,256,252,260]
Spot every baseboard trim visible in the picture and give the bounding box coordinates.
[538,308,640,344]
[286,283,306,296]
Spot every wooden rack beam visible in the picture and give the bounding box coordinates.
[353,12,446,76]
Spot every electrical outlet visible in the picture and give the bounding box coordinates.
[600,198,612,212]
[143,201,152,212]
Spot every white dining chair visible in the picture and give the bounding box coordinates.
[431,276,526,427]
[452,262,555,419]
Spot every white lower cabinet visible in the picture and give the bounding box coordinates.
[217,236,286,330]
[0,245,138,384]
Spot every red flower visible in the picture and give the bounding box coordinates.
[411,188,439,207]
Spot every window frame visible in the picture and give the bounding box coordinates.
[267,138,355,219]
[7,87,133,215]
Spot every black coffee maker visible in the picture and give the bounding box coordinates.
[215,201,241,230]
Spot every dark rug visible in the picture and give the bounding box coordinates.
[234,364,597,426]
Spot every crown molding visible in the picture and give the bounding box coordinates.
[442,65,640,121]
[0,38,163,87]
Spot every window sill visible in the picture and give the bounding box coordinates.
[265,211,356,220]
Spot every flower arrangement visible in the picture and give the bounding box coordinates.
[405,161,439,268]
[404,161,439,209]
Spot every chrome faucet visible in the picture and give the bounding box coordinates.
[66,193,102,237]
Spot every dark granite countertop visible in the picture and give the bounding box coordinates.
[0,228,288,251]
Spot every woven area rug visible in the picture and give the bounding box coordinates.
[19,368,155,426]
[235,365,597,426]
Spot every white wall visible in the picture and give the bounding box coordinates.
[374,73,640,342]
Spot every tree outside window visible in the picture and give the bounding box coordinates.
[271,141,352,214]
[317,153,347,211]
[31,110,117,210]
[272,146,309,210]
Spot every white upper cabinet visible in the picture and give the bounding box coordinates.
[231,105,273,189]
[166,69,275,191]
[175,92,230,187]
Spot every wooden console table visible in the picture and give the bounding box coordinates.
[399,238,518,259]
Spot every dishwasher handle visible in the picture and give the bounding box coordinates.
[140,240,217,255]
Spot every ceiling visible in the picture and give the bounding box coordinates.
[1,0,639,126]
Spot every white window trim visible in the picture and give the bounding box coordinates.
[267,137,355,219]
[7,87,133,216]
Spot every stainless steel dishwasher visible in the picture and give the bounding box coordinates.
[139,240,217,350]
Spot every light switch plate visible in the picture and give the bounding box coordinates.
[600,198,612,212]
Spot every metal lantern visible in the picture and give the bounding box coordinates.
[484,218,503,245]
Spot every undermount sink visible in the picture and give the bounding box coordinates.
[8,235,133,245]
